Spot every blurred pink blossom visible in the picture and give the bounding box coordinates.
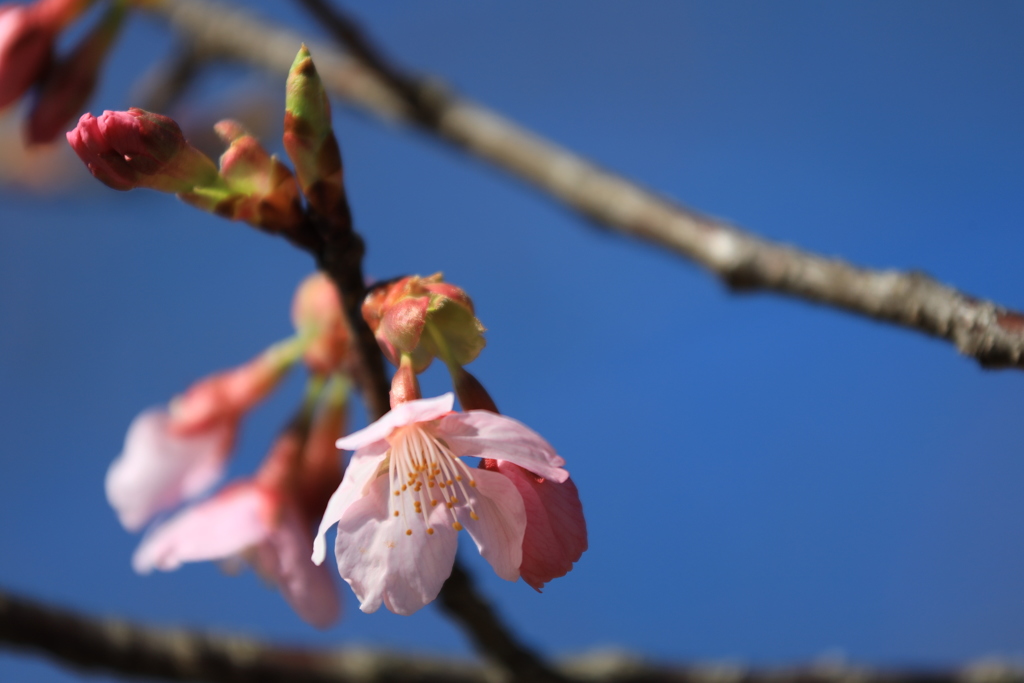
[105,409,234,532]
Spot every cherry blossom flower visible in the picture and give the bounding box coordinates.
[131,400,345,629]
[133,482,340,628]
[312,393,570,615]
[105,408,233,532]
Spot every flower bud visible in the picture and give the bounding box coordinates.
[26,1,123,145]
[0,5,54,109]
[362,273,485,372]
[67,108,224,193]
[283,44,345,218]
[197,119,305,232]
[291,272,351,373]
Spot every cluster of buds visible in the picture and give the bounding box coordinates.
[0,0,124,144]
[105,273,352,627]
[67,44,343,242]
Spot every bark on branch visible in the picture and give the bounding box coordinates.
[4,588,1021,683]
[141,0,1024,370]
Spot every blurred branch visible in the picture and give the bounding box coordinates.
[3,588,1023,683]
[133,42,207,113]
[141,0,1024,370]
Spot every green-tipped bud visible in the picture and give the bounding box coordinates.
[361,273,486,373]
[283,45,345,219]
[205,119,304,232]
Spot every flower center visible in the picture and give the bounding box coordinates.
[388,424,479,537]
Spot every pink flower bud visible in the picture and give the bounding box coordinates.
[362,273,485,372]
[0,5,54,109]
[26,1,123,145]
[291,272,351,373]
[66,108,223,193]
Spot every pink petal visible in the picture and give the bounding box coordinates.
[335,394,454,452]
[490,461,587,591]
[456,466,526,582]
[253,504,340,629]
[132,483,275,573]
[333,473,458,615]
[437,411,568,483]
[311,444,388,565]
[106,408,232,532]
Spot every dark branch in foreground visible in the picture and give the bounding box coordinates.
[143,0,1024,370]
[3,589,1023,683]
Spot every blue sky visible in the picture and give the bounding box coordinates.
[2,2,1024,680]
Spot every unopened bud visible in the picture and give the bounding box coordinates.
[283,44,345,218]
[291,272,351,373]
[67,108,223,193]
[193,119,306,232]
[26,1,124,145]
[362,273,485,372]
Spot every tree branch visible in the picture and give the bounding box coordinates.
[141,0,1024,370]
[3,588,1022,683]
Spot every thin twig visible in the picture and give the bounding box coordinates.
[143,0,1024,370]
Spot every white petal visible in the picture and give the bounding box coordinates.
[106,408,232,532]
[335,394,454,451]
[457,467,526,582]
[132,483,274,573]
[333,474,458,615]
[254,504,341,629]
[438,411,568,482]
[312,445,388,565]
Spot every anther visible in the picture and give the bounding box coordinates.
[393,510,399,517]
[470,511,479,521]
[469,480,477,487]
[456,475,463,481]
[405,529,412,536]
[452,522,463,531]
[427,528,434,535]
